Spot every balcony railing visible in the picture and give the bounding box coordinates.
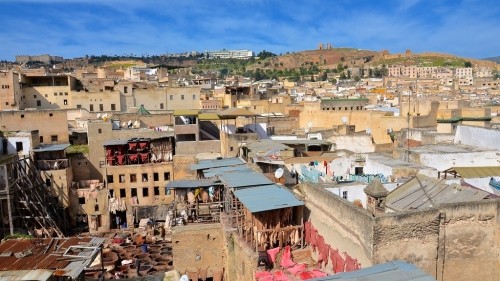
[37,159,69,170]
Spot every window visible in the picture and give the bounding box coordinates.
[124,86,128,93]
[89,104,94,112]
[64,92,68,96]
[98,128,102,134]
[63,99,68,105]
[40,136,43,143]
[153,172,159,181]
[107,175,114,184]
[164,172,170,180]
[120,188,126,198]
[16,142,23,152]
[37,100,41,107]
[21,114,24,118]
[142,187,149,197]
[53,92,57,96]
[59,92,63,96]
[109,189,114,198]
[119,174,125,183]
[94,204,99,212]
[78,197,86,204]
[181,95,184,100]
[130,174,137,182]
[45,94,48,98]
[169,95,173,100]
[131,188,137,197]
[342,191,348,199]
[193,94,196,100]
[33,95,36,98]
[154,186,160,196]
[51,135,58,142]
[1,85,10,89]
[5,102,8,106]
[111,104,116,110]
[99,104,103,111]
[76,104,81,109]
[49,113,53,117]
[142,173,148,182]
[160,103,164,109]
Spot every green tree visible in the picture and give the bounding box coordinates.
[464,61,472,68]
[257,50,277,59]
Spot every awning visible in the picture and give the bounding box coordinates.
[233,184,304,213]
[165,179,220,189]
[32,144,71,152]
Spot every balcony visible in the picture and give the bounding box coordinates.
[37,159,69,170]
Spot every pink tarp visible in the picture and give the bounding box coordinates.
[273,270,290,281]
[267,247,280,263]
[280,245,296,268]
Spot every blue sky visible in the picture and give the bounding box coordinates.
[0,0,499,61]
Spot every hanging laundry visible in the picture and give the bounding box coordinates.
[255,271,273,281]
[334,250,345,273]
[344,252,358,272]
[286,263,307,275]
[304,222,311,245]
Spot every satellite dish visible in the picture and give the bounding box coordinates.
[304,128,310,134]
[275,168,284,179]
[307,122,313,129]
[341,116,348,124]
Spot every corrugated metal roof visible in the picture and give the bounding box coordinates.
[165,179,220,189]
[32,144,71,152]
[218,107,258,117]
[103,139,129,146]
[386,175,492,211]
[311,260,435,281]
[246,140,292,152]
[0,237,105,280]
[198,113,221,120]
[443,166,500,178]
[219,171,274,188]
[203,165,252,178]
[233,184,304,213]
[0,269,54,281]
[190,157,246,171]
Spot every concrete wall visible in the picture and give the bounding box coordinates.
[224,228,258,281]
[300,181,500,281]
[172,224,225,277]
[300,182,375,267]
[454,125,500,150]
[328,135,375,153]
[0,110,69,144]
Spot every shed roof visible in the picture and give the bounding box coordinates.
[233,184,304,213]
[311,260,435,281]
[364,179,389,197]
[32,144,71,152]
[385,175,492,211]
[203,165,252,178]
[173,109,200,116]
[102,139,129,146]
[246,140,292,152]
[218,107,258,117]
[219,171,274,188]
[190,157,246,171]
[0,237,105,280]
[198,113,221,120]
[165,179,220,189]
[442,166,500,178]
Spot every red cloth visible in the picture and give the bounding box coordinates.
[329,247,337,272]
[267,247,280,263]
[316,235,329,267]
[310,269,328,277]
[273,270,289,281]
[286,263,307,275]
[255,271,273,281]
[310,226,318,252]
[298,271,315,280]
[333,249,345,273]
[344,252,358,272]
[280,245,296,269]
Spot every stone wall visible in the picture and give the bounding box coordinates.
[300,180,500,281]
[172,155,197,180]
[223,227,258,281]
[172,224,225,277]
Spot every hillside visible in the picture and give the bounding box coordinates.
[483,56,500,63]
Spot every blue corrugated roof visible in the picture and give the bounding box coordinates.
[165,179,220,189]
[190,157,246,171]
[310,261,435,281]
[102,139,129,146]
[219,171,274,188]
[32,143,71,152]
[233,184,304,213]
[203,165,252,178]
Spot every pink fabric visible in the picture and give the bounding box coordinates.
[273,270,289,281]
[334,251,345,273]
[344,252,358,272]
[316,235,329,267]
[280,245,296,268]
[267,247,280,263]
[286,263,307,275]
[310,226,318,252]
[255,271,273,281]
[298,271,315,280]
[329,247,337,272]
[311,269,328,277]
